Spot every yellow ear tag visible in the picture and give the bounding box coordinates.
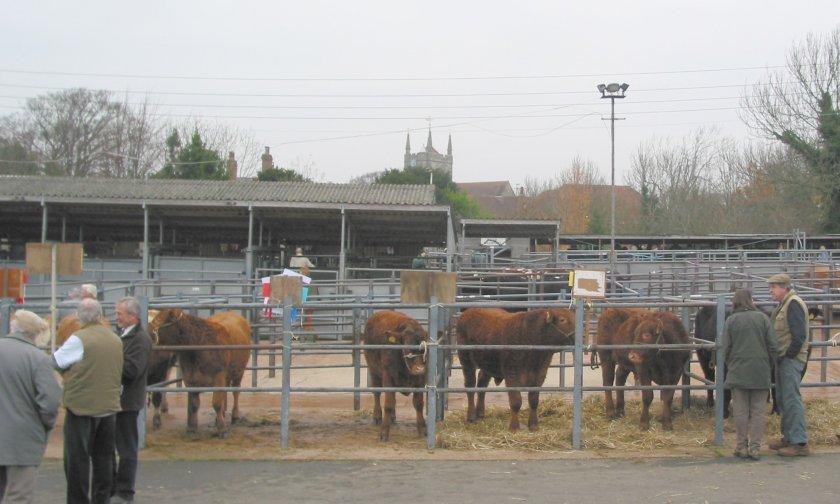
[388,335,397,343]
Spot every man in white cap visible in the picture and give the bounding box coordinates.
[766,273,810,457]
[0,310,62,503]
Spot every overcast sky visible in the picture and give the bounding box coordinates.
[1,1,838,189]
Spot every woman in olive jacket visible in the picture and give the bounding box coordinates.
[723,289,778,460]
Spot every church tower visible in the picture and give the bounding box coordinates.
[403,129,453,177]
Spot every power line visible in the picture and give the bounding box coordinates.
[0,65,789,82]
[0,81,794,99]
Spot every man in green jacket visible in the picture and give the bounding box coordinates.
[723,289,777,460]
[767,273,811,457]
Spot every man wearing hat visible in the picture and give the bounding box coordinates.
[767,273,811,456]
[0,310,62,503]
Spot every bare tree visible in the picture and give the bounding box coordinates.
[741,28,840,231]
[626,129,721,234]
[103,94,165,178]
[25,89,119,176]
[558,156,605,185]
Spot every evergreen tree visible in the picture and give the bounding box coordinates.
[155,130,226,180]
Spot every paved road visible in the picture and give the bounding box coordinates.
[35,454,840,504]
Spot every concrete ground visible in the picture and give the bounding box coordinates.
[34,454,840,503]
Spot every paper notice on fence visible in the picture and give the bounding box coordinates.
[572,269,606,298]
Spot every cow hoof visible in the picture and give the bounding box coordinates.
[528,425,539,432]
[373,418,382,426]
[214,431,230,439]
[379,434,390,442]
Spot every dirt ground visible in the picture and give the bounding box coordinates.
[43,348,840,462]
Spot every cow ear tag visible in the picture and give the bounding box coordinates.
[388,335,397,343]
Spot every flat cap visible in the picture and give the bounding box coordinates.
[13,309,48,335]
[767,273,792,287]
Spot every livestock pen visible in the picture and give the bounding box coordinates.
[3,262,840,453]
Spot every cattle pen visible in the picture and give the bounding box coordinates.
[3,259,840,454]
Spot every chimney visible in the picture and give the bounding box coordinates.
[226,151,238,180]
[261,146,273,172]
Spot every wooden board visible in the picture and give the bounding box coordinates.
[400,270,457,304]
[25,243,84,276]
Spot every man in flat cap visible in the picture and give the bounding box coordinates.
[766,273,810,456]
[0,310,62,503]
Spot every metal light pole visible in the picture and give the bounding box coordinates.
[597,82,628,292]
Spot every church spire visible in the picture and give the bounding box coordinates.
[405,131,411,154]
[447,134,452,156]
[426,127,433,152]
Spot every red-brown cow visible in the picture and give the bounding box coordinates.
[456,307,576,432]
[596,308,690,430]
[363,311,428,441]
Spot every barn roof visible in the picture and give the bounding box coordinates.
[0,176,450,253]
[0,176,436,206]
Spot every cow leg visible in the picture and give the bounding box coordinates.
[230,390,241,424]
[369,373,383,426]
[476,370,493,420]
[211,376,229,438]
[506,376,522,432]
[412,391,427,437]
[614,365,631,419]
[462,361,478,423]
[639,375,653,431]
[527,390,540,431]
[699,354,715,409]
[160,393,169,413]
[187,392,200,435]
[600,357,618,419]
[381,390,396,441]
[659,387,675,431]
[152,392,163,430]
[527,364,549,431]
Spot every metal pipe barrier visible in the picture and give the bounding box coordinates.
[5,291,839,452]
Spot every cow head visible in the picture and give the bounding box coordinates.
[628,316,664,365]
[149,308,184,345]
[544,308,576,345]
[386,322,428,376]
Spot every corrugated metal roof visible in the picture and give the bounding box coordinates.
[0,176,436,206]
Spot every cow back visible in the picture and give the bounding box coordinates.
[207,311,252,375]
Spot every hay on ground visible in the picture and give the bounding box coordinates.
[435,395,840,453]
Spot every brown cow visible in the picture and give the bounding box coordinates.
[149,308,250,437]
[362,311,428,441]
[456,307,576,432]
[596,308,690,430]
